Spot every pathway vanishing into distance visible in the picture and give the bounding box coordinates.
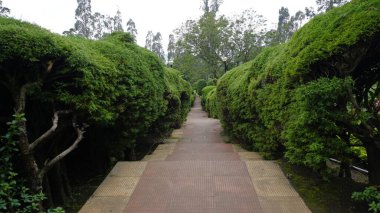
[80,97,311,213]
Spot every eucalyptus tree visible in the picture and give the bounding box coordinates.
[0,0,10,17]
[145,30,154,50]
[202,0,223,13]
[316,0,350,12]
[113,9,124,32]
[167,34,175,62]
[92,12,106,39]
[276,7,290,43]
[126,18,138,39]
[225,9,267,65]
[152,32,165,62]
[74,0,93,38]
[174,1,269,80]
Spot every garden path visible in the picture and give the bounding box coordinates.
[80,97,310,213]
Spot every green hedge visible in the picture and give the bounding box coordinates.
[205,87,218,118]
[0,17,192,208]
[193,79,207,95]
[201,85,216,109]
[205,0,380,165]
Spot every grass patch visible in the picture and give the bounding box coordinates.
[278,159,368,213]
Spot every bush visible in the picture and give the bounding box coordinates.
[0,114,64,213]
[212,0,380,166]
[201,86,216,109]
[352,187,380,213]
[0,18,192,209]
[193,79,207,95]
[205,87,219,118]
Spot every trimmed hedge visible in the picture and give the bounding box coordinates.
[201,85,216,109]
[205,0,380,167]
[0,18,192,207]
[205,87,218,118]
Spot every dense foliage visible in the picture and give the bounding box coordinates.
[205,0,380,179]
[0,18,192,210]
[352,186,380,213]
[0,114,64,213]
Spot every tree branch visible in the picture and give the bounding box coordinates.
[348,86,375,133]
[38,119,88,179]
[29,110,71,152]
[16,82,39,113]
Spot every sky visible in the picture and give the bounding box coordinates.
[3,0,316,49]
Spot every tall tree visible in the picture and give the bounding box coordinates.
[210,0,223,13]
[74,0,93,38]
[167,34,175,62]
[113,9,123,32]
[126,18,138,39]
[152,32,165,62]
[202,0,223,14]
[276,7,290,43]
[201,0,210,13]
[0,0,10,17]
[145,31,154,50]
[316,0,349,13]
[289,10,306,33]
[92,12,106,39]
[226,9,267,65]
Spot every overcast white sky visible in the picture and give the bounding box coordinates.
[3,0,316,49]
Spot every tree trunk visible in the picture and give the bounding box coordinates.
[43,176,54,208]
[365,141,380,184]
[61,162,72,197]
[50,164,67,205]
[338,161,352,179]
[18,119,43,193]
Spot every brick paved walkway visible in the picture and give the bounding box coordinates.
[80,97,311,213]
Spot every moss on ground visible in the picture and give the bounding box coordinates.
[278,159,368,213]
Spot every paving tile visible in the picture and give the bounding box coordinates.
[109,162,147,177]
[213,195,263,213]
[151,149,174,155]
[251,177,299,197]
[142,161,249,177]
[169,196,213,213]
[156,144,176,151]
[175,143,234,152]
[124,177,172,213]
[259,196,311,213]
[245,161,285,179]
[79,196,130,213]
[166,152,240,161]
[239,152,263,161]
[164,138,179,143]
[232,144,247,152]
[142,152,168,161]
[214,176,257,197]
[81,97,308,213]
[93,177,139,197]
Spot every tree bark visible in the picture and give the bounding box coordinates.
[338,161,352,179]
[16,83,43,193]
[365,141,380,184]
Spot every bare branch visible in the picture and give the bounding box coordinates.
[29,110,71,152]
[38,120,88,179]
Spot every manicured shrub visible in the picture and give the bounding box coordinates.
[211,0,380,169]
[193,79,207,95]
[201,86,216,109]
[0,18,192,209]
[205,87,219,118]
